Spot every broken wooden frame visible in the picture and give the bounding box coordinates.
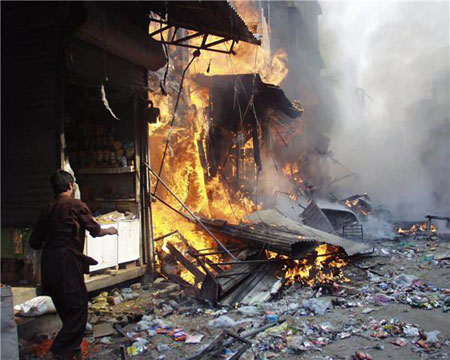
[144,162,237,260]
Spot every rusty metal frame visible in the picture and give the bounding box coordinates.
[149,18,236,55]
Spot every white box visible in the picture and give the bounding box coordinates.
[86,223,119,272]
[117,219,140,263]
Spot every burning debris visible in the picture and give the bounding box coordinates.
[395,215,449,237]
[143,0,382,307]
[150,205,372,307]
[397,222,437,236]
[340,193,373,217]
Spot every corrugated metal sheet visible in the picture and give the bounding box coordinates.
[245,209,373,256]
[1,23,60,226]
[301,200,335,233]
[65,37,147,93]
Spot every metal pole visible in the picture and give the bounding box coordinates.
[154,230,179,242]
[146,121,156,274]
[152,193,195,222]
[144,162,237,260]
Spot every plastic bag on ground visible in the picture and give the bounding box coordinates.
[403,325,419,337]
[238,306,260,316]
[207,315,253,328]
[301,298,331,315]
[426,330,440,344]
[14,296,56,317]
[208,315,237,328]
[394,274,418,287]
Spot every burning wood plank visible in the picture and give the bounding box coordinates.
[166,243,206,284]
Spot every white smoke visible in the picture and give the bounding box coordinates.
[319,0,450,221]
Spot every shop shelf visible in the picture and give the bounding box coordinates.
[77,166,135,175]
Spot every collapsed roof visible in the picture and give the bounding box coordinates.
[196,74,303,133]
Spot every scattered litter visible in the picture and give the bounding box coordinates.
[14,296,56,317]
[354,351,373,360]
[403,325,419,337]
[127,340,147,356]
[238,306,260,316]
[207,315,252,328]
[302,298,331,315]
[185,334,204,344]
[99,337,112,345]
[394,274,418,287]
[169,328,187,341]
[361,308,374,314]
[93,323,114,338]
[156,343,171,353]
[287,335,313,352]
[264,312,279,323]
[391,338,407,347]
[373,293,393,306]
[443,296,450,312]
[122,292,139,301]
[425,330,440,344]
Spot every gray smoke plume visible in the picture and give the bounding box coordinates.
[319,1,449,221]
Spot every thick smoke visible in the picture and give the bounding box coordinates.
[319,1,449,220]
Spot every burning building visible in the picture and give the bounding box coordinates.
[144,0,372,305]
[0,0,376,307]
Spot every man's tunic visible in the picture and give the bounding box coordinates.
[29,194,101,359]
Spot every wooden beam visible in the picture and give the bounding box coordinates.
[167,243,205,283]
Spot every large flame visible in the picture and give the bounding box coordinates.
[147,1,328,287]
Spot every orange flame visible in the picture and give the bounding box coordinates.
[147,0,294,285]
[268,244,348,287]
[397,222,437,235]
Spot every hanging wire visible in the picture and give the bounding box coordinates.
[153,50,201,194]
[223,43,273,253]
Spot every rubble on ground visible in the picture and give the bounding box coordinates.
[20,231,450,359]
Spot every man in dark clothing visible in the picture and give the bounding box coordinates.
[29,170,117,359]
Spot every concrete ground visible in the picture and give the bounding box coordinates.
[19,235,450,360]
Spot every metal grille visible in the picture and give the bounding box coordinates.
[342,224,364,241]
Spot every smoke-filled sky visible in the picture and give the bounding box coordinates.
[318,0,449,220]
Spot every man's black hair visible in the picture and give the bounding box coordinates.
[50,170,74,194]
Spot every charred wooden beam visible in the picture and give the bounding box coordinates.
[166,243,206,284]
[176,231,222,277]
[199,273,220,305]
[225,331,252,360]
[160,267,197,295]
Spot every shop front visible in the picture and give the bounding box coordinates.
[1,2,166,293]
